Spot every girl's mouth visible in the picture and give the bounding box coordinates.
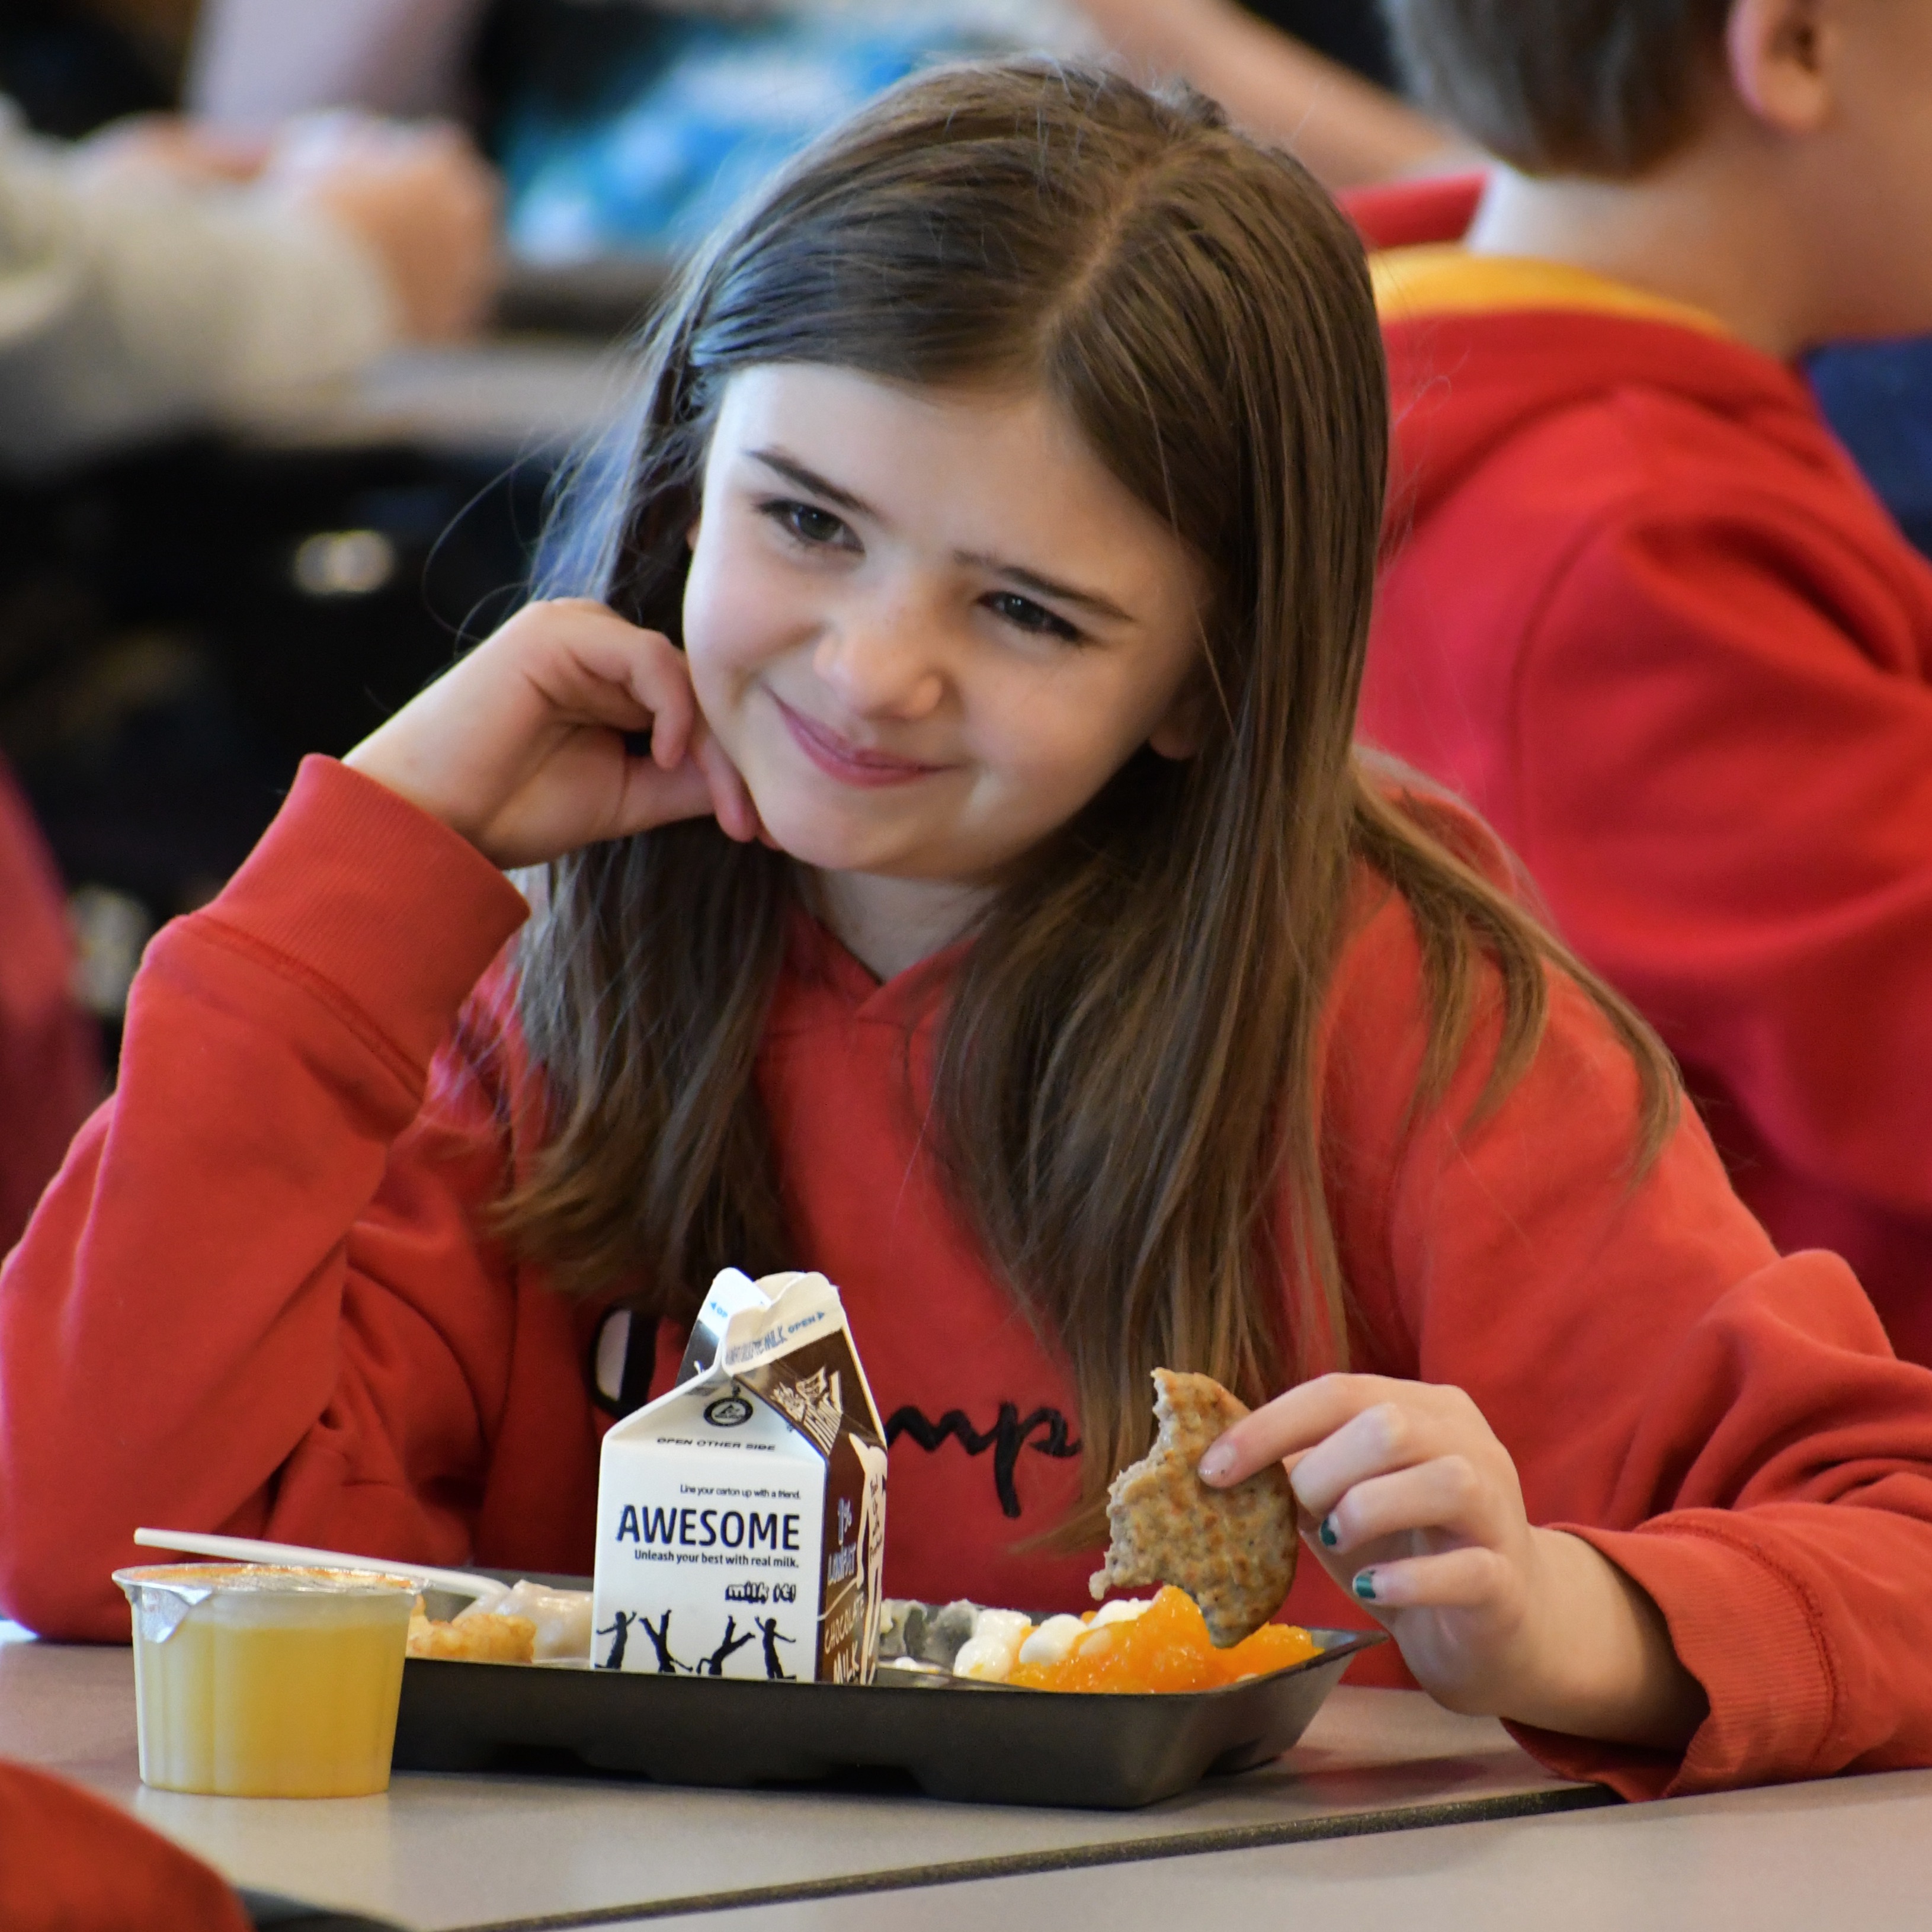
[773,694,948,789]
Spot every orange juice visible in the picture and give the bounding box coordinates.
[114,1564,414,1797]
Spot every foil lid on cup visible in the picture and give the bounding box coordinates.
[116,1571,214,1645]
[113,1563,411,1644]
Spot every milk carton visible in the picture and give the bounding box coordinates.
[592,1270,887,1683]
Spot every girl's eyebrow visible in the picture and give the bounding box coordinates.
[748,446,1133,624]
[748,449,874,517]
[957,555,1134,625]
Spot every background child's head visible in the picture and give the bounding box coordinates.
[1382,0,1735,177]
[1383,0,1932,340]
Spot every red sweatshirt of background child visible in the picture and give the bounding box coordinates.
[0,760,97,1248]
[7,760,1932,1802]
[1351,178,1932,1371]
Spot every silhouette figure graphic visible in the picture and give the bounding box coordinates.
[700,1616,757,1676]
[640,1609,683,1674]
[755,1616,796,1680]
[597,1610,636,1671]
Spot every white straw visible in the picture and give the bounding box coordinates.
[133,1528,510,1606]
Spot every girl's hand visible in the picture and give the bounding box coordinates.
[1199,1374,1707,1750]
[344,599,765,869]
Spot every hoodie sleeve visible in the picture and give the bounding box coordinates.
[0,758,531,1639]
[1326,891,1932,1800]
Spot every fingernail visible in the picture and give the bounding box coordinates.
[1197,1444,1235,1483]
[1318,1516,1339,1548]
[1351,1571,1377,1602]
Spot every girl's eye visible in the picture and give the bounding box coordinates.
[762,499,854,549]
[984,591,1083,644]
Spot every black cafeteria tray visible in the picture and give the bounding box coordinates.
[393,1622,1385,1809]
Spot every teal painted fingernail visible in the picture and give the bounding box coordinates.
[1318,1516,1339,1547]
[1352,1571,1377,1601]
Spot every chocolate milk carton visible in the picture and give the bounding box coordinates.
[592,1270,887,1683]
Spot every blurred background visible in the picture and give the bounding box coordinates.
[0,0,1923,1106]
[0,0,1454,1084]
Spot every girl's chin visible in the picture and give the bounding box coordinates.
[746,803,917,877]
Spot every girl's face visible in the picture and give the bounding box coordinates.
[683,366,1208,886]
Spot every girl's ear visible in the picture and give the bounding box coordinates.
[686,515,702,551]
[1148,674,1210,761]
[1728,0,1837,135]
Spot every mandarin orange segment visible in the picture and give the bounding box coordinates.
[1221,1620,1321,1679]
[1005,1587,1319,1693]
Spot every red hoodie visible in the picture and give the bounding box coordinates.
[7,758,1932,1801]
[1353,182,1932,1371]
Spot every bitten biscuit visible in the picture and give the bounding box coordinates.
[1089,1369,1296,1647]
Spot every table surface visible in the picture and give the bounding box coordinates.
[630,1765,1932,1932]
[226,339,626,460]
[1,1632,1604,1932]
[13,1627,1930,1932]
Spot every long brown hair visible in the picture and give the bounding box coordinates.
[506,59,1677,1531]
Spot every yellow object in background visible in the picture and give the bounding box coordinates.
[115,1564,414,1798]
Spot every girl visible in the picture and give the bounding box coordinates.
[4,60,1931,1800]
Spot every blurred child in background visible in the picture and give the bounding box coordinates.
[0,5,498,1247]
[0,98,496,468]
[1354,0,1932,1369]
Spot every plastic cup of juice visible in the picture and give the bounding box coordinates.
[113,1563,415,1798]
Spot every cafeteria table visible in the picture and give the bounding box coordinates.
[633,1767,1932,1932]
[228,338,624,462]
[5,1625,1927,1931]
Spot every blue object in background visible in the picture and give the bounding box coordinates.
[1808,337,1932,560]
[498,12,1006,266]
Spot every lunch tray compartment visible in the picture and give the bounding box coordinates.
[393,1625,1384,1809]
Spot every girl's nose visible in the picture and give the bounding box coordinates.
[810,607,948,721]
